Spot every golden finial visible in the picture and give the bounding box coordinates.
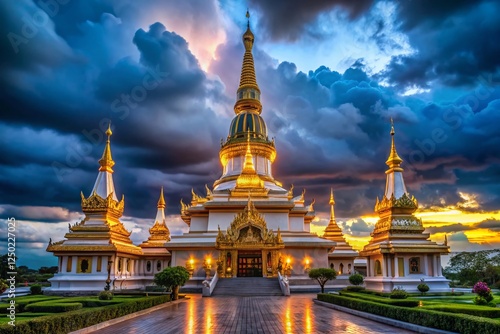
[246,9,250,28]
[98,123,115,173]
[157,187,166,209]
[444,234,448,246]
[386,119,403,171]
[329,188,335,206]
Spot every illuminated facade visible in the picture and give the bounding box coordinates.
[46,127,171,293]
[46,13,449,295]
[166,16,334,284]
[359,122,450,292]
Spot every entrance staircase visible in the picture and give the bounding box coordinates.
[211,277,283,296]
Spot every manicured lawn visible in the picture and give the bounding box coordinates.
[0,293,171,334]
[0,294,151,323]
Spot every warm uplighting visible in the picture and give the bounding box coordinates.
[186,258,195,277]
[286,257,291,264]
[304,258,311,273]
[203,257,212,279]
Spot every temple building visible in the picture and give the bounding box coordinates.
[46,127,171,294]
[359,121,450,292]
[322,189,358,282]
[46,13,450,295]
[165,15,334,285]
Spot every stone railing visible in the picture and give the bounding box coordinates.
[202,272,219,297]
[278,272,290,296]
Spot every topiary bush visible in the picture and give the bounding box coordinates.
[346,285,365,292]
[30,284,42,295]
[98,291,113,300]
[390,287,408,299]
[317,293,500,334]
[348,273,364,286]
[154,266,190,300]
[417,283,429,295]
[24,301,83,313]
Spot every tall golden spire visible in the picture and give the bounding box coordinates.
[233,133,266,194]
[329,188,336,222]
[323,188,347,240]
[99,124,115,173]
[242,134,256,173]
[158,186,166,209]
[234,10,262,115]
[385,118,403,172]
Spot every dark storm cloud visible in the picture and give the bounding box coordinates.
[0,1,227,220]
[249,0,374,41]
[210,33,500,217]
[385,1,500,88]
[1,0,500,252]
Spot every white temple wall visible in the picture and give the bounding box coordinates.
[208,212,238,231]
[288,216,304,231]
[261,212,288,231]
[191,216,209,232]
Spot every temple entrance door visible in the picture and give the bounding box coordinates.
[237,251,262,277]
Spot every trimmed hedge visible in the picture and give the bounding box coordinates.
[339,291,418,307]
[25,302,82,313]
[317,293,500,334]
[345,286,365,292]
[0,295,170,334]
[422,304,500,318]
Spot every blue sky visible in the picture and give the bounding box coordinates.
[1,0,500,269]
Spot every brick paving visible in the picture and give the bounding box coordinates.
[91,294,415,334]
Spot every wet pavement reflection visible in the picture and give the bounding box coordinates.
[91,294,415,334]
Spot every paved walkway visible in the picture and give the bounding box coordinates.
[90,294,415,334]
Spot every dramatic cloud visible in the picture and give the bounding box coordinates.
[386,0,500,88]
[1,0,500,268]
[249,0,374,41]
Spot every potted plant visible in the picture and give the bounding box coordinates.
[154,266,190,300]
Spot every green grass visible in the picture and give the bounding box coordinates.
[0,294,146,322]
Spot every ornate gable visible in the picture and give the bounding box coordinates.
[216,199,283,249]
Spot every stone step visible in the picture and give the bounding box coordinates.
[212,278,283,296]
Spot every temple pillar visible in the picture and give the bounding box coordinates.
[394,256,399,278]
[423,255,429,275]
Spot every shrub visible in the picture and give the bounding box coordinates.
[154,266,190,300]
[0,295,170,334]
[346,286,365,292]
[24,302,83,313]
[348,273,364,286]
[423,304,500,318]
[390,287,408,299]
[317,293,500,334]
[339,291,418,307]
[308,268,337,293]
[472,282,493,304]
[30,284,43,295]
[417,283,429,295]
[98,291,113,300]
